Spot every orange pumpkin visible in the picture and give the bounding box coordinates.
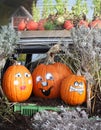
[60,74,87,105]
[2,64,33,102]
[78,20,89,28]
[63,20,74,30]
[18,19,27,31]
[54,62,73,78]
[26,20,38,30]
[38,19,46,30]
[89,19,101,29]
[32,62,72,99]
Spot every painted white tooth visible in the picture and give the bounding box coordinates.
[43,90,45,92]
[79,91,83,94]
[70,86,75,92]
[69,86,84,94]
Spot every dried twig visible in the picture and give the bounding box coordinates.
[86,82,91,114]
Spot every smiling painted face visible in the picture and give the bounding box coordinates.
[14,72,32,91]
[60,75,87,105]
[32,64,60,99]
[36,73,54,96]
[2,65,33,102]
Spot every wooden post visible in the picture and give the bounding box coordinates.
[25,54,32,70]
[87,82,91,114]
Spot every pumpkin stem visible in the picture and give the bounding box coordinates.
[10,59,21,65]
[76,69,81,76]
[46,43,61,64]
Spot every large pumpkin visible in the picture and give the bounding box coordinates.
[54,62,73,80]
[60,74,87,105]
[32,62,72,99]
[2,64,33,102]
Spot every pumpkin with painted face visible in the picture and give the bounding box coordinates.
[2,64,33,102]
[32,62,73,99]
[32,64,60,99]
[60,74,87,105]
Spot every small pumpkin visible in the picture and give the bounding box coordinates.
[2,64,33,102]
[63,20,74,30]
[38,19,46,30]
[89,18,101,29]
[32,62,72,99]
[78,14,89,28]
[26,20,38,30]
[18,19,27,31]
[60,74,87,105]
[78,20,89,28]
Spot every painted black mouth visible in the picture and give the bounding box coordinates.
[40,86,53,96]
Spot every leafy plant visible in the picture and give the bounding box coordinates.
[32,1,41,22]
[42,0,55,19]
[0,24,19,63]
[55,0,68,15]
[71,0,88,19]
[0,25,18,90]
[92,0,101,17]
[44,21,57,30]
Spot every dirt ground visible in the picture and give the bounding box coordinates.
[0,97,101,130]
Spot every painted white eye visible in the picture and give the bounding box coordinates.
[74,81,79,86]
[79,82,83,87]
[25,73,31,77]
[36,76,42,82]
[15,73,22,78]
[46,73,53,80]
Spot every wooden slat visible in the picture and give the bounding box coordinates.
[19,30,71,38]
[16,30,72,54]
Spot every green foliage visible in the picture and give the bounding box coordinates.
[0,24,19,59]
[71,0,88,18]
[32,0,69,20]
[32,2,41,22]
[55,0,68,15]
[42,0,55,18]
[44,21,57,30]
[92,0,101,17]
[17,54,26,62]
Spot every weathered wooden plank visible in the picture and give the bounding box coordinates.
[19,30,71,38]
[16,30,72,54]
